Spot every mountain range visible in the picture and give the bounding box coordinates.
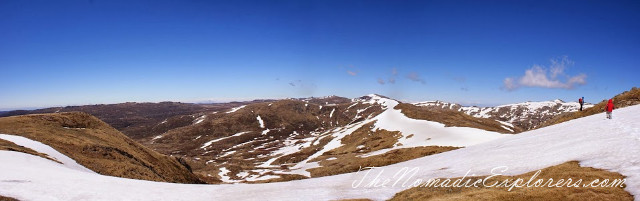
[0,92,610,184]
[0,87,638,200]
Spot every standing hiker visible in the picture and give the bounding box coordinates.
[605,99,615,119]
[579,97,584,111]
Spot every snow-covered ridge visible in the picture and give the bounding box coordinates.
[353,94,395,108]
[412,99,594,130]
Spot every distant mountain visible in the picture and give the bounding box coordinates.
[413,99,594,131]
[0,101,271,139]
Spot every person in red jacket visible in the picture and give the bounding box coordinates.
[605,99,615,119]
[579,97,584,111]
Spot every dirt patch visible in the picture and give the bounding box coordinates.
[390,161,632,201]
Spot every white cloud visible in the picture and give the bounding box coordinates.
[347,71,357,76]
[503,56,587,91]
[550,56,573,78]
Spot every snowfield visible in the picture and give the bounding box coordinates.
[367,95,505,156]
[1,105,640,201]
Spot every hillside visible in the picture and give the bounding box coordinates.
[540,87,640,128]
[0,112,202,183]
[143,94,508,183]
[1,102,638,201]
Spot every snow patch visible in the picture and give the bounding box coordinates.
[226,105,246,114]
[218,167,233,183]
[200,131,251,149]
[256,115,265,128]
[194,115,207,124]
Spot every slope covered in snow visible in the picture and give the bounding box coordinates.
[365,95,505,156]
[3,102,638,201]
[0,134,94,173]
[413,99,594,131]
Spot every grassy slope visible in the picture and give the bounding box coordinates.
[395,103,520,134]
[389,161,632,201]
[0,112,202,184]
[540,87,640,128]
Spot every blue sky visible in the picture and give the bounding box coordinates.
[1,0,639,110]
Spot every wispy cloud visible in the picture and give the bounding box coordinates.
[389,68,397,84]
[377,78,386,85]
[347,70,358,76]
[406,72,426,84]
[503,56,587,91]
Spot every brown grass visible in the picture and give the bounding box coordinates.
[395,103,517,134]
[0,112,202,183]
[0,195,20,201]
[331,122,403,155]
[309,146,459,178]
[389,161,633,201]
[0,139,60,163]
[540,87,640,128]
